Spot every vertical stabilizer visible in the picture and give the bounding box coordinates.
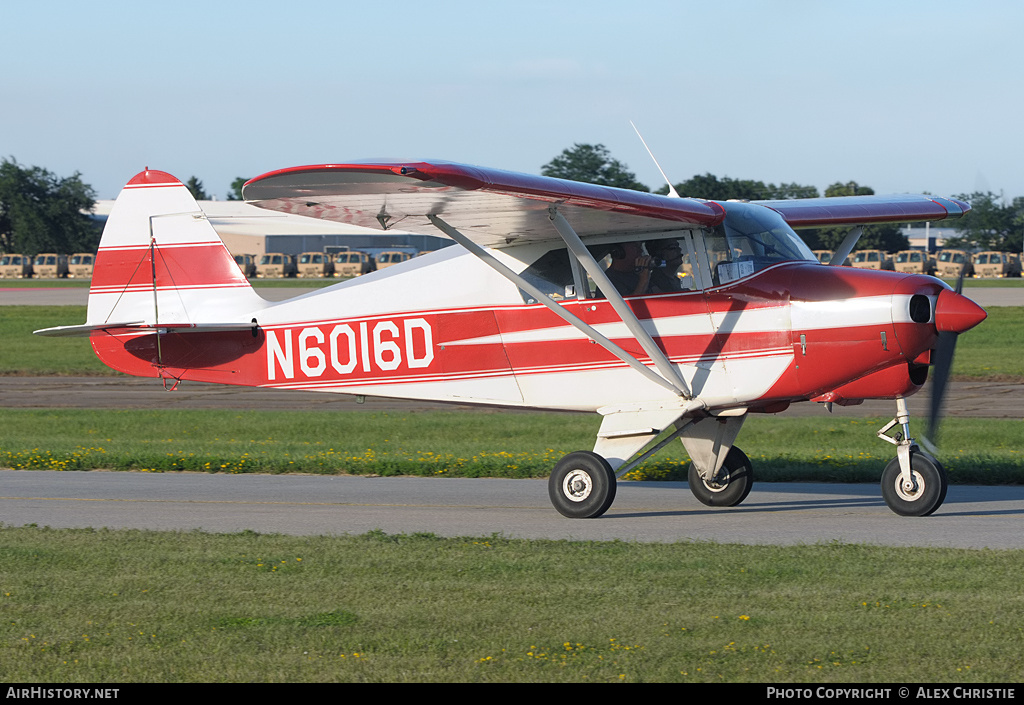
[88,169,265,328]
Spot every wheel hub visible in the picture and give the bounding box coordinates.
[562,469,593,502]
[895,471,924,501]
[703,467,730,492]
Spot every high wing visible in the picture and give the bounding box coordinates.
[755,194,970,229]
[242,161,969,244]
[242,161,726,247]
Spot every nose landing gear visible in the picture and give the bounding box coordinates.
[876,397,948,516]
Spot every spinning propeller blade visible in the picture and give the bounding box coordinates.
[924,262,980,449]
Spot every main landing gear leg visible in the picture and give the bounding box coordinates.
[876,397,948,516]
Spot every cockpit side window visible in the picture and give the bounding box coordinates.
[516,245,614,303]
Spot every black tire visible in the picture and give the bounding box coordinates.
[880,451,948,516]
[548,451,616,519]
[687,446,753,507]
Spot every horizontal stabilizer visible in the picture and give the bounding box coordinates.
[33,321,258,338]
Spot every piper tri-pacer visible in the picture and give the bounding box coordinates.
[36,161,986,518]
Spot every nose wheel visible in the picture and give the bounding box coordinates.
[876,398,948,516]
[880,452,947,516]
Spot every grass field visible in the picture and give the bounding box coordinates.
[1,525,1022,683]
[3,305,1023,380]
[3,297,1022,684]
[2,408,1021,484]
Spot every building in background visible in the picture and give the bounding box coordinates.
[91,200,452,260]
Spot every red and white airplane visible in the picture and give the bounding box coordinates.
[36,161,986,518]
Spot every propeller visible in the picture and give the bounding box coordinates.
[923,262,985,450]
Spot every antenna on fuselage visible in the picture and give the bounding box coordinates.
[630,120,680,199]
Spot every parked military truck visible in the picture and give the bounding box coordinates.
[233,254,257,278]
[893,250,936,276]
[334,251,375,277]
[32,253,68,278]
[256,253,297,278]
[935,249,973,278]
[376,250,412,269]
[0,254,33,278]
[296,252,335,278]
[850,250,893,271]
[972,251,1021,278]
[67,253,95,279]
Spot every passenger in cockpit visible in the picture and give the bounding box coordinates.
[645,239,685,293]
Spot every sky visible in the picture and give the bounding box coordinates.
[4,0,1023,201]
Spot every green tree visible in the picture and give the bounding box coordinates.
[0,158,99,256]
[541,144,649,192]
[185,176,209,201]
[660,173,818,200]
[227,177,249,201]
[942,192,1023,252]
[824,181,874,198]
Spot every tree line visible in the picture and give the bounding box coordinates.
[542,143,1024,254]
[2,149,1022,257]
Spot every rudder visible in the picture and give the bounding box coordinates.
[87,169,264,328]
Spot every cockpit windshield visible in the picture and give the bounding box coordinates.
[705,202,816,285]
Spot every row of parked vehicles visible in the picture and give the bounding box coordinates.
[0,250,420,280]
[811,248,1022,278]
[6,246,1018,280]
[0,253,95,279]
[232,250,416,278]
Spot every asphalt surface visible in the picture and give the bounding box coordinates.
[3,470,1022,548]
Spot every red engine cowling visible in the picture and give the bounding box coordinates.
[811,362,929,405]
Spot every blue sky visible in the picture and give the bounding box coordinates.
[4,0,1022,201]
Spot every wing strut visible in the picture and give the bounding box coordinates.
[427,215,681,395]
[829,226,863,266]
[547,207,692,398]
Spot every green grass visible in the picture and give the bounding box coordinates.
[5,305,1022,380]
[940,277,1024,287]
[951,306,1024,380]
[0,526,1021,682]
[0,307,111,375]
[1,409,1021,484]
[0,279,91,287]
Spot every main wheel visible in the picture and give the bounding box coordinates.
[548,451,616,519]
[880,451,948,516]
[688,446,753,507]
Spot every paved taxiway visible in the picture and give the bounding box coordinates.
[3,470,1022,548]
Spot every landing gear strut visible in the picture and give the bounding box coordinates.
[688,446,754,507]
[876,397,948,516]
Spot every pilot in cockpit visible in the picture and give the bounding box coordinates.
[602,241,654,297]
